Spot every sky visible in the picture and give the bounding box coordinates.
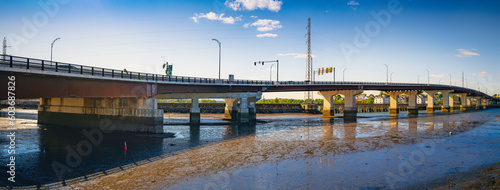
[1,0,500,99]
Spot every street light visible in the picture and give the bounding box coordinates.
[383,63,388,84]
[390,72,394,83]
[448,74,451,87]
[270,64,274,82]
[50,37,60,66]
[426,69,430,85]
[343,68,347,82]
[212,39,221,80]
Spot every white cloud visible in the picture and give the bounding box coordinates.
[430,74,446,78]
[190,12,242,24]
[278,53,316,58]
[251,15,258,18]
[247,19,282,32]
[473,71,488,77]
[347,0,359,10]
[455,48,480,57]
[225,0,283,12]
[347,0,359,5]
[256,33,278,38]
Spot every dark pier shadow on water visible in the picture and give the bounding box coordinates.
[0,122,257,188]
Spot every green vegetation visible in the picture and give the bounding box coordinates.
[157,99,217,103]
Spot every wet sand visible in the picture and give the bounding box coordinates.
[60,110,500,189]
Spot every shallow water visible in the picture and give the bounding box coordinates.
[0,109,499,188]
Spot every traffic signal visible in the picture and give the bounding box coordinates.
[326,67,333,73]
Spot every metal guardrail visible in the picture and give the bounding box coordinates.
[0,55,498,101]
[0,55,435,86]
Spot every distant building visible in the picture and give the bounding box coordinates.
[417,95,427,104]
[374,96,390,104]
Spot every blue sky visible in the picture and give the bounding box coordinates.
[1,0,499,98]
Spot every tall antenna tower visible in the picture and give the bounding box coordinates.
[304,18,313,101]
[2,37,8,55]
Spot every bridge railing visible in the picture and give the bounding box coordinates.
[0,55,436,86]
[0,55,492,92]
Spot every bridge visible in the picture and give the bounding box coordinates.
[1,55,498,133]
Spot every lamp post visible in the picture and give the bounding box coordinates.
[50,37,60,66]
[343,68,347,82]
[212,39,221,80]
[270,64,274,82]
[383,64,388,84]
[448,74,451,87]
[426,69,430,85]
[390,72,394,83]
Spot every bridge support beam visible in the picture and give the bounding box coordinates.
[407,91,419,115]
[190,98,200,125]
[319,90,362,120]
[318,91,335,117]
[476,97,483,110]
[425,91,437,112]
[459,94,468,111]
[388,91,402,115]
[224,98,239,121]
[441,90,452,112]
[247,97,260,123]
[238,98,249,124]
[38,97,163,133]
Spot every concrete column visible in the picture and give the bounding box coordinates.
[190,98,200,125]
[388,91,401,115]
[318,90,362,120]
[484,99,490,108]
[238,98,249,124]
[343,90,362,120]
[460,94,468,111]
[407,91,418,115]
[318,91,337,117]
[224,98,239,120]
[247,97,260,123]
[425,91,437,112]
[476,97,483,110]
[441,90,451,112]
[448,94,455,112]
[38,97,164,133]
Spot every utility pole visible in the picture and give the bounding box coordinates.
[2,37,10,62]
[304,18,313,101]
[2,37,8,55]
[462,72,464,88]
[333,67,336,82]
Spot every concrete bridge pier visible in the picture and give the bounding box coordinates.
[238,98,250,124]
[38,97,164,133]
[484,99,490,108]
[318,90,362,120]
[224,98,239,121]
[441,90,452,112]
[407,91,419,115]
[476,97,483,110]
[247,97,260,123]
[318,91,336,117]
[190,98,201,125]
[425,91,437,112]
[388,91,402,115]
[459,94,469,111]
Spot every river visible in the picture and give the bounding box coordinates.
[1,109,499,189]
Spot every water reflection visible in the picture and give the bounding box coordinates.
[1,109,499,188]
